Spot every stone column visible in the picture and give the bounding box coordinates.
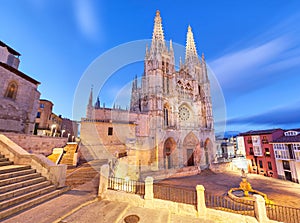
[196,185,206,217]
[254,194,269,223]
[144,176,154,200]
[98,164,109,197]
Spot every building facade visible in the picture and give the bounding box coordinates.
[0,41,40,134]
[81,11,216,172]
[34,99,54,135]
[240,129,284,179]
[61,118,79,141]
[272,129,300,183]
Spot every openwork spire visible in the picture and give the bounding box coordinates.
[148,10,166,56]
[152,10,165,43]
[185,25,198,63]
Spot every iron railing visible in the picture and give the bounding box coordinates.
[108,177,145,195]
[153,183,197,205]
[267,203,300,223]
[205,193,255,217]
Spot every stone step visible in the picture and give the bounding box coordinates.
[0,172,41,187]
[0,165,31,175]
[0,168,36,181]
[0,180,51,202]
[0,161,14,167]
[0,187,68,220]
[0,158,8,162]
[0,185,56,210]
[0,176,46,194]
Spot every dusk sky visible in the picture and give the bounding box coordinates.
[1,1,300,133]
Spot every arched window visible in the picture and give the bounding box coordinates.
[163,106,169,126]
[5,81,18,100]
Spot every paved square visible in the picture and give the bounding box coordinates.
[158,170,300,208]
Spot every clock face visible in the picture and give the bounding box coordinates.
[179,106,190,121]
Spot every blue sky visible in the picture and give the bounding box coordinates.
[1,0,300,133]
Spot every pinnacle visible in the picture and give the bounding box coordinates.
[185,25,198,63]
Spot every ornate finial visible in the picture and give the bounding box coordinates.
[188,25,192,31]
[156,10,160,16]
[202,53,205,61]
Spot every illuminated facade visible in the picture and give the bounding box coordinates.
[272,129,300,183]
[240,129,283,179]
[81,11,215,174]
[0,41,40,134]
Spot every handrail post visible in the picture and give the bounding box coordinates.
[98,164,109,197]
[196,185,207,217]
[254,194,269,223]
[144,176,154,200]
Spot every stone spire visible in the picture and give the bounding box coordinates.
[169,39,173,52]
[149,10,166,56]
[152,10,165,43]
[86,86,93,119]
[202,52,208,82]
[132,75,138,90]
[185,25,199,65]
[88,86,93,107]
[95,96,100,109]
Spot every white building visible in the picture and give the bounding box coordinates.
[272,129,300,183]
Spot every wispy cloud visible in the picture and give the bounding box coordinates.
[226,101,300,127]
[209,13,300,97]
[73,0,101,42]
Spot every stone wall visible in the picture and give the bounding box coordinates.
[2,132,67,156]
[210,161,240,173]
[0,64,40,134]
[0,134,66,188]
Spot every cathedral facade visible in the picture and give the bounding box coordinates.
[81,11,215,173]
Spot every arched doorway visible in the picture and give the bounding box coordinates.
[183,132,200,167]
[163,138,176,169]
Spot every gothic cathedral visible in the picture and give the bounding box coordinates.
[82,11,215,176]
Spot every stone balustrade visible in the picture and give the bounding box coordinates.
[0,134,66,188]
[98,164,281,223]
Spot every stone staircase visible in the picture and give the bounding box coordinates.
[59,144,78,167]
[0,153,67,220]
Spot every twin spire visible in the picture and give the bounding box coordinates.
[152,10,165,43]
[150,10,200,64]
[185,25,198,64]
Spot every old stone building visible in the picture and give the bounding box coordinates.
[81,11,216,175]
[0,41,40,134]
